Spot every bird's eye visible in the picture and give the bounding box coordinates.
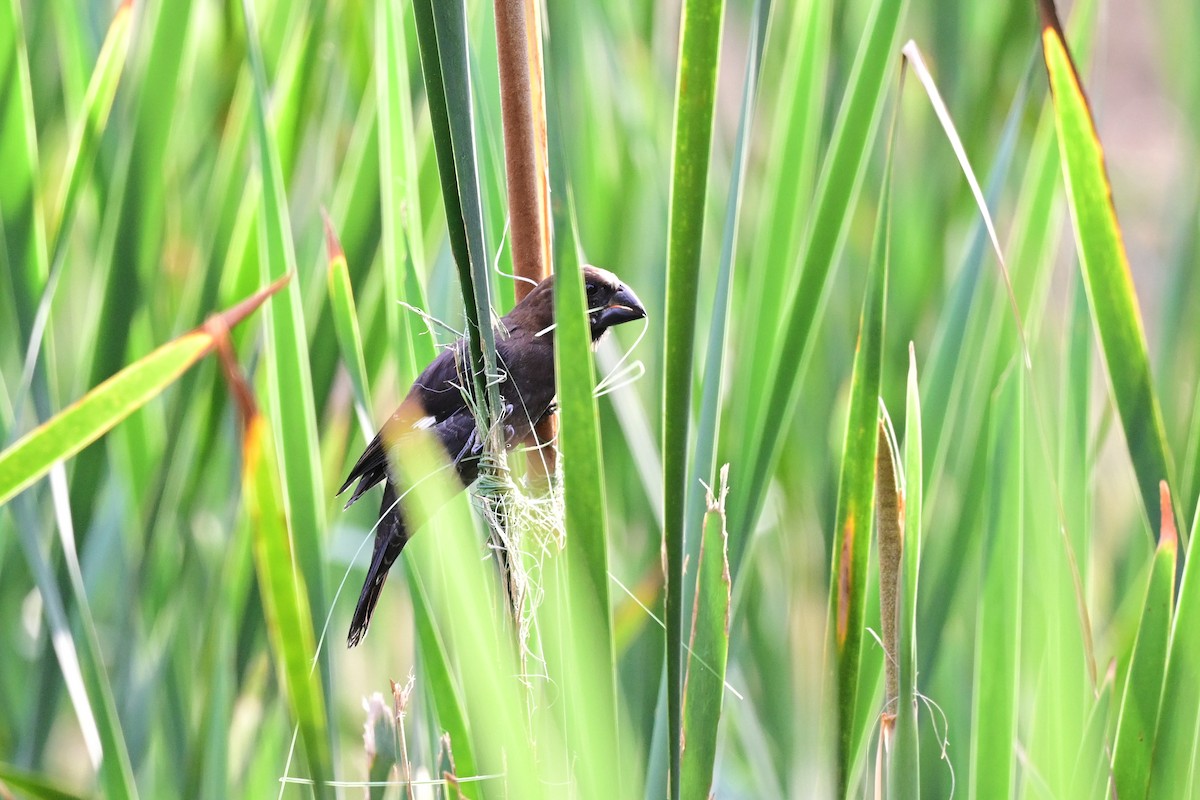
[585,281,599,299]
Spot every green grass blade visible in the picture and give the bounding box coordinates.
[662,0,725,793]
[14,1,133,415]
[1112,482,1177,798]
[687,0,769,617]
[414,0,501,423]
[827,115,891,792]
[968,367,1023,799]
[0,0,49,333]
[84,0,193,388]
[734,0,828,445]
[1073,663,1116,797]
[241,415,332,797]
[376,0,416,381]
[680,467,732,799]
[1148,492,1200,797]
[1038,0,1177,539]
[0,279,287,507]
[732,0,906,568]
[391,432,541,799]
[322,216,372,434]
[554,202,621,795]
[241,0,333,728]
[46,1,132,252]
[43,467,139,799]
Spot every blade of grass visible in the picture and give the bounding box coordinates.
[391,432,540,799]
[240,414,332,797]
[45,1,131,250]
[44,465,138,799]
[1112,482,1177,798]
[827,121,891,792]
[680,466,732,799]
[0,0,49,336]
[686,0,769,627]
[731,0,906,571]
[0,278,289,506]
[413,0,502,426]
[241,0,333,732]
[662,0,725,793]
[554,198,621,795]
[1073,663,1116,797]
[1147,493,1200,796]
[16,0,133,419]
[377,0,418,385]
[1038,0,1177,540]
[968,366,1023,799]
[733,0,829,450]
[323,216,372,435]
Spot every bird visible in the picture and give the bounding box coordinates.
[339,265,646,647]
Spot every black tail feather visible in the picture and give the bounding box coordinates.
[347,484,407,647]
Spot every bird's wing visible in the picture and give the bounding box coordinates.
[338,343,471,507]
[407,342,470,424]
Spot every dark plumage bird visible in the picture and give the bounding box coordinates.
[340,266,646,646]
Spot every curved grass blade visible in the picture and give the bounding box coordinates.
[1038,0,1176,539]
[1112,482,1177,798]
[662,0,725,793]
[0,277,289,507]
[680,466,732,800]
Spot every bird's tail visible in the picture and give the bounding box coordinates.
[347,485,407,647]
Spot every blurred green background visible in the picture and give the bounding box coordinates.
[2,0,1200,797]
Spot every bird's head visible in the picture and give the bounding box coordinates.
[581,265,646,342]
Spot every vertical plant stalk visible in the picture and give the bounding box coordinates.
[663,0,725,796]
[494,0,556,476]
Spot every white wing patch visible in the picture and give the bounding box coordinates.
[413,415,436,430]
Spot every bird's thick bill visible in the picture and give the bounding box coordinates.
[596,285,647,328]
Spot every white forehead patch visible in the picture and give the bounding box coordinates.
[583,264,620,287]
